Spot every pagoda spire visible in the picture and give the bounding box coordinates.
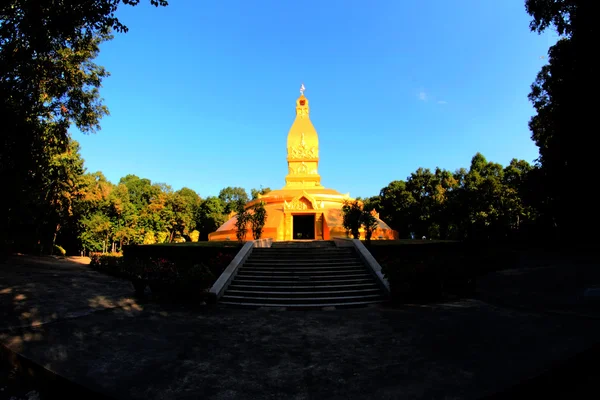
[284,85,322,189]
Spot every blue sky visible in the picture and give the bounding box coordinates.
[76,0,557,199]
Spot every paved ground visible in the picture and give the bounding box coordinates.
[0,256,135,331]
[477,260,600,318]
[1,254,599,400]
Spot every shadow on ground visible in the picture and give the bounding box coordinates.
[1,254,599,400]
[0,255,139,331]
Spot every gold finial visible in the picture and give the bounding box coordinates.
[300,83,305,96]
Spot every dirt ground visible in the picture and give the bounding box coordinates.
[1,254,600,400]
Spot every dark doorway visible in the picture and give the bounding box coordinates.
[293,215,315,240]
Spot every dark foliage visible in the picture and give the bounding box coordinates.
[89,252,125,277]
[1,1,167,256]
[368,242,520,303]
[525,0,597,242]
[121,244,239,302]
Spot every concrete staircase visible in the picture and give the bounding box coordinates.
[219,241,387,309]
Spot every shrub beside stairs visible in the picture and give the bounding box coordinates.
[219,241,387,309]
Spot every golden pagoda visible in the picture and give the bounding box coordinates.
[208,85,398,241]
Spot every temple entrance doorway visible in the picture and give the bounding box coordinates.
[292,214,315,240]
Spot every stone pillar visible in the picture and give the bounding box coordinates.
[316,213,324,240]
[284,213,292,241]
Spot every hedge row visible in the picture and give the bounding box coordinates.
[367,242,520,304]
[88,252,124,276]
[89,243,242,302]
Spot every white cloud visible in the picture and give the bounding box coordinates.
[417,88,447,104]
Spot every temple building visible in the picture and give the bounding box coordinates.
[208,85,398,241]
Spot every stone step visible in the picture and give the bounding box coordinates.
[228,283,379,291]
[252,248,353,252]
[226,288,382,298]
[219,242,384,309]
[246,256,360,262]
[248,253,357,257]
[248,255,358,261]
[239,267,367,275]
[245,258,360,263]
[254,246,351,249]
[241,265,366,272]
[270,241,336,247]
[253,247,352,252]
[219,300,384,310]
[243,261,363,268]
[236,271,373,282]
[230,278,376,286]
[237,269,372,280]
[220,294,383,304]
[249,253,355,258]
[235,271,372,279]
[234,276,372,283]
[250,255,351,258]
[246,259,360,264]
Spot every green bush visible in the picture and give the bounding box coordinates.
[374,249,447,304]
[121,244,240,302]
[143,231,156,244]
[123,243,240,267]
[156,231,169,244]
[171,263,216,302]
[189,230,200,242]
[89,253,125,277]
[368,242,520,304]
[53,244,66,256]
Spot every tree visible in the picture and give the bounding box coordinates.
[500,159,534,237]
[143,231,156,245]
[219,187,249,214]
[375,153,539,242]
[341,200,363,239]
[405,168,439,238]
[80,212,112,253]
[362,196,381,213]
[119,175,157,211]
[525,0,596,241]
[1,0,168,254]
[525,0,589,37]
[188,230,200,242]
[233,200,250,242]
[166,188,201,242]
[195,197,227,241]
[44,139,87,254]
[251,186,271,200]
[457,153,508,240]
[108,182,136,251]
[145,184,180,242]
[378,180,415,238]
[430,167,459,239]
[360,211,378,243]
[249,201,267,240]
[379,167,458,240]
[177,187,202,210]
